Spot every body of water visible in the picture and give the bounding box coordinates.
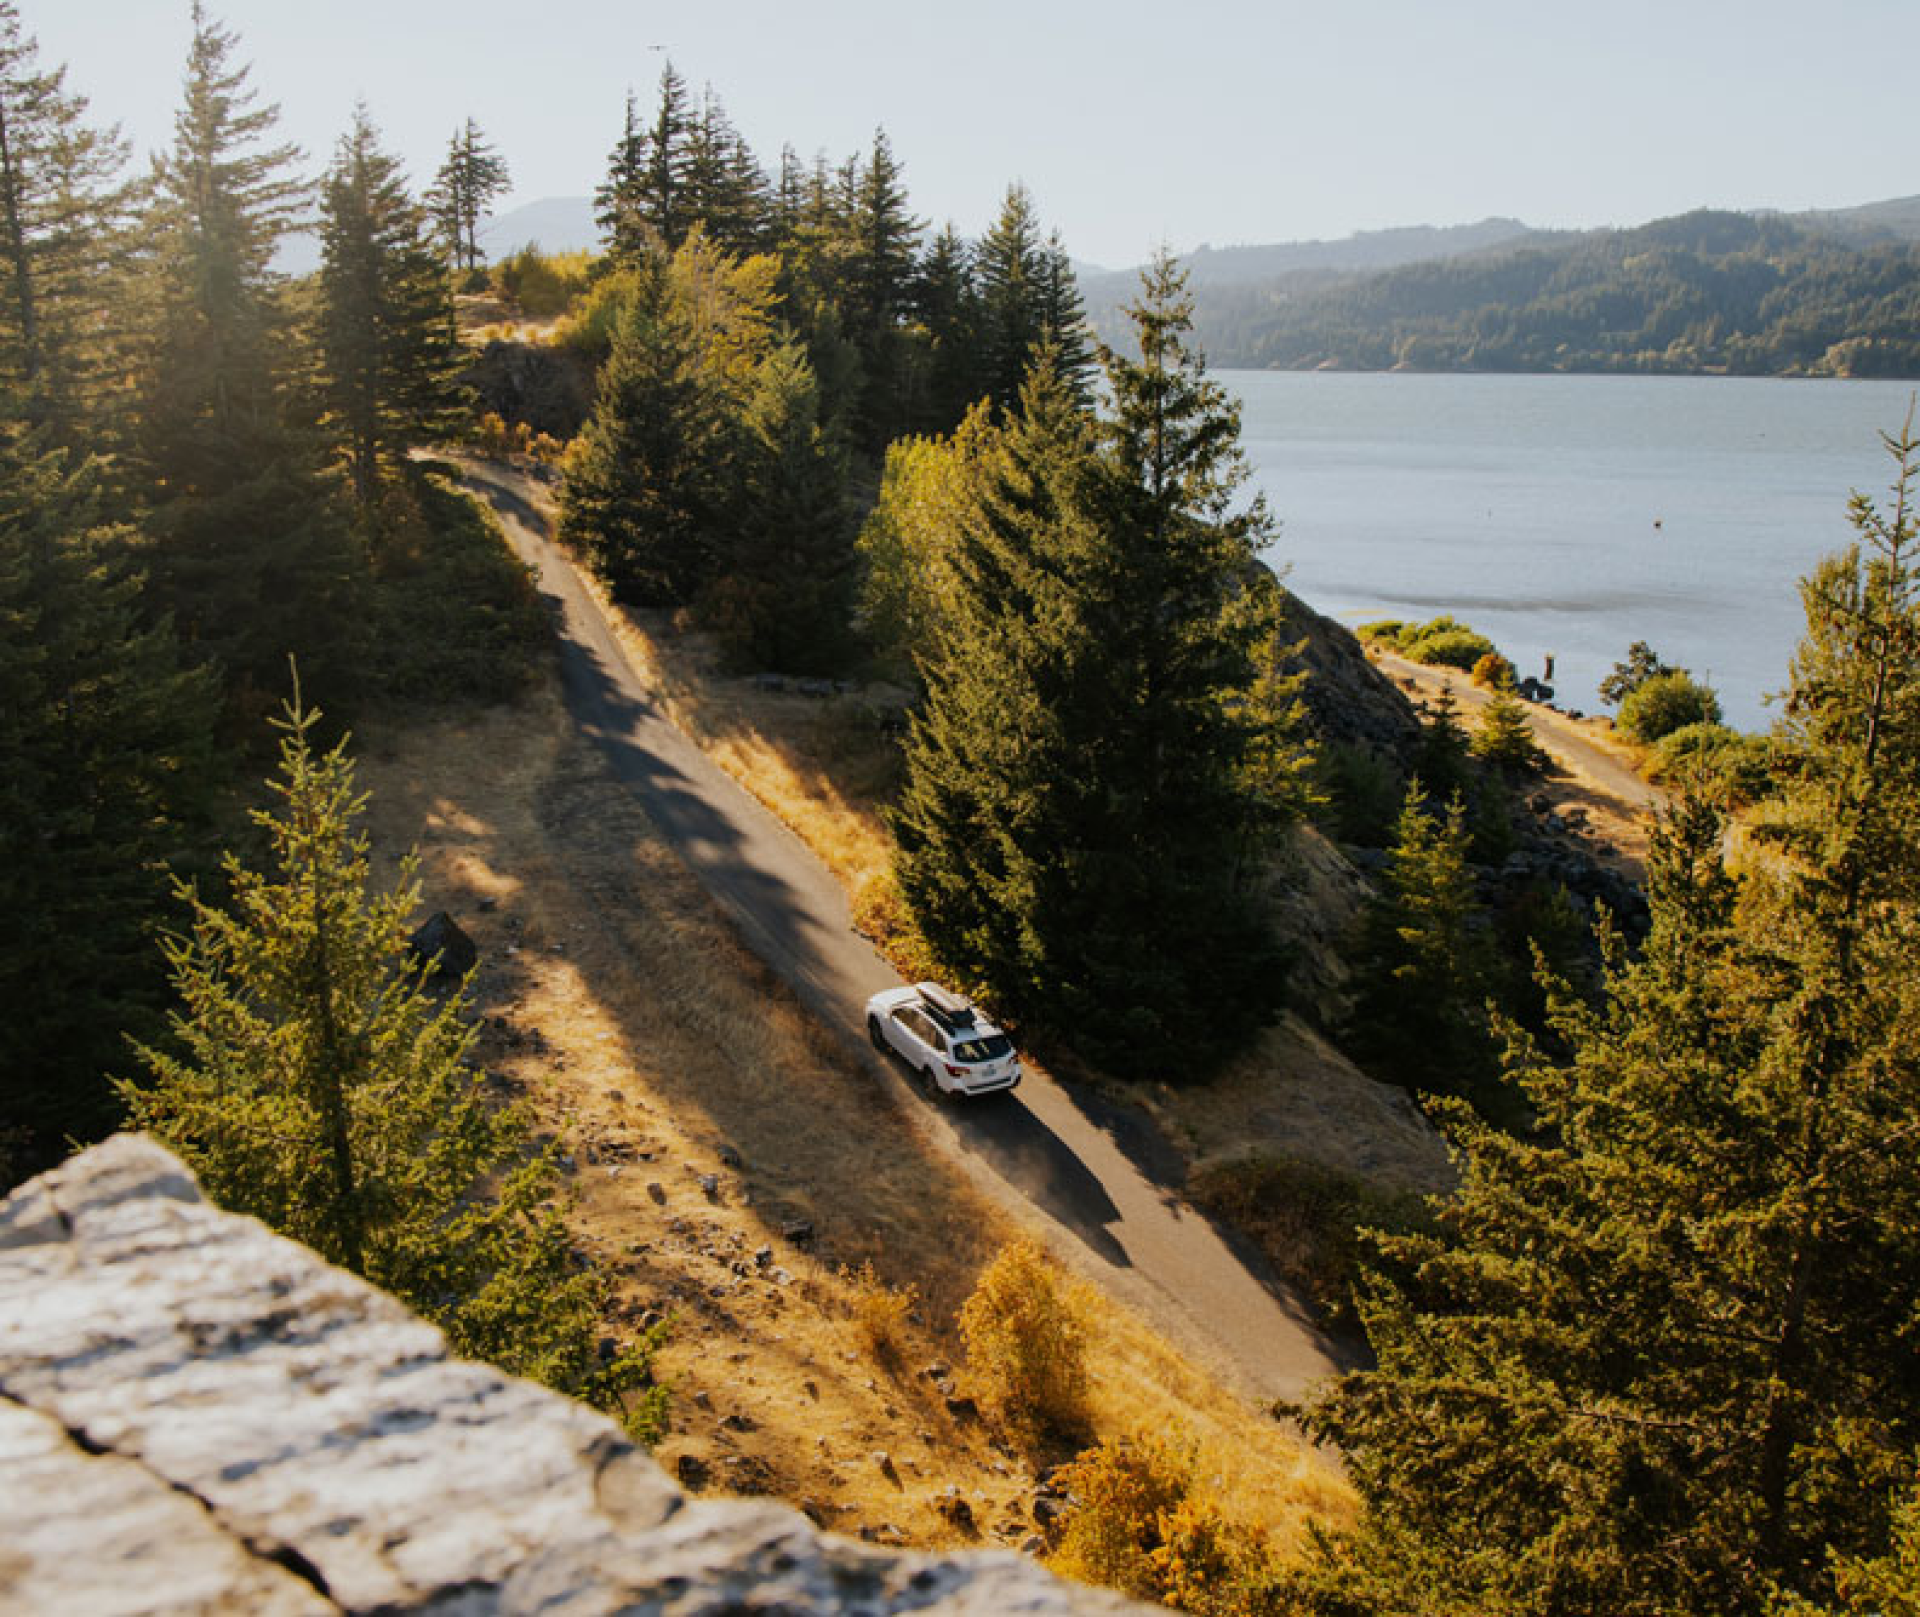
[1227,370,1920,731]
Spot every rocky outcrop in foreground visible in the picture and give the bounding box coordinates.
[0,1135,1141,1615]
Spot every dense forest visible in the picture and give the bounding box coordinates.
[6,2,1920,1613]
[1172,209,1920,375]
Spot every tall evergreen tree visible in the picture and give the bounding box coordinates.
[316,105,464,513]
[1297,429,1920,1616]
[0,435,215,1187]
[0,1,139,439]
[557,254,728,604]
[895,254,1289,1075]
[974,184,1092,412]
[843,128,921,451]
[594,91,652,266]
[702,336,853,673]
[912,221,982,431]
[426,116,508,274]
[974,183,1044,412]
[1343,783,1502,1107]
[120,702,665,1437]
[138,3,361,715]
[681,87,766,256]
[637,61,692,251]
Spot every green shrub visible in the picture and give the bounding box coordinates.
[1356,618,1406,645]
[1311,740,1403,848]
[1616,668,1722,744]
[1188,1154,1432,1329]
[1472,689,1546,775]
[1404,625,1497,670]
[490,245,594,320]
[1649,721,1772,801]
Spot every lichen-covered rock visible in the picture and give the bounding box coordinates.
[0,1136,1144,1614]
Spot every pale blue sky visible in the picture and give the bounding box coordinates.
[31,1,1920,269]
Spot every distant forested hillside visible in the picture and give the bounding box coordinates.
[1172,209,1920,375]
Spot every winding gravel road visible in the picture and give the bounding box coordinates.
[456,460,1352,1408]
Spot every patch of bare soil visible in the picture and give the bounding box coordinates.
[352,679,1350,1552]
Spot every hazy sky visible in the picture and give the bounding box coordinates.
[30,0,1920,269]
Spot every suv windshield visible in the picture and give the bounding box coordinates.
[952,1034,1013,1064]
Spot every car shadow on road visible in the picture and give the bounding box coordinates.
[869,1049,1132,1269]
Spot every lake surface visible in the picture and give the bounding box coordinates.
[1227,370,1920,730]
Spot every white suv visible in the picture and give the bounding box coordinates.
[866,982,1022,1099]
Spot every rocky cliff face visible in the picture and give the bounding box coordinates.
[0,1136,1142,1615]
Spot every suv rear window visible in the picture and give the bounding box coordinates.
[952,1034,1013,1063]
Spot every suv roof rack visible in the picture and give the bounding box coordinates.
[915,981,976,1033]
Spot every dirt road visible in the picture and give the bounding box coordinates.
[456,460,1351,1408]
[1374,650,1661,813]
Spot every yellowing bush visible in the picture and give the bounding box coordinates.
[958,1238,1089,1447]
[841,1258,918,1370]
[1047,1434,1285,1617]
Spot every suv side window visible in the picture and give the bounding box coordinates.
[897,1007,939,1048]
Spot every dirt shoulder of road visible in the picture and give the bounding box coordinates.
[1371,648,1662,878]
[352,674,1351,1555]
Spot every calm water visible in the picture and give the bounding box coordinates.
[1228,371,1920,731]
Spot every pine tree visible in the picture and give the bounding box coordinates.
[1473,687,1546,775]
[557,254,728,604]
[594,91,652,266]
[0,435,215,1187]
[1343,783,1502,1106]
[637,61,692,251]
[895,254,1288,1075]
[1036,228,1094,401]
[912,222,982,431]
[843,128,921,451]
[975,183,1044,412]
[317,106,464,514]
[701,336,853,672]
[426,117,508,274]
[681,87,766,256]
[120,702,666,1438]
[138,3,361,715]
[0,1,140,440]
[1297,429,1920,1616]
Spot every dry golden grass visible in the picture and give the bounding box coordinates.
[350,675,1352,1555]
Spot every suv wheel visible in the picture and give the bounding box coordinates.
[867,1014,886,1051]
[919,1065,942,1101]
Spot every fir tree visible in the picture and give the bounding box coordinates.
[912,222,982,431]
[895,254,1289,1074]
[121,701,666,1438]
[317,105,464,513]
[426,117,508,274]
[702,336,853,672]
[843,128,921,451]
[138,3,362,716]
[636,61,692,251]
[594,91,652,265]
[975,183,1044,412]
[557,254,728,604]
[1298,429,1920,1616]
[681,86,766,256]
[1343,783,1502,1107]
[0,435,215,1187]
[0,1,140,439]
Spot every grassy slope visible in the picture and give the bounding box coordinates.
[353,674,1351,1552]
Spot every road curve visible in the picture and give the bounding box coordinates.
[456,459,1351,1408]
[1375,649,1663,813]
